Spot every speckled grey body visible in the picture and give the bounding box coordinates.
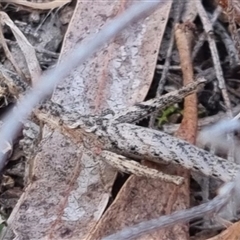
[36,78,240,183]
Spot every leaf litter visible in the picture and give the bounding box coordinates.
[1,0,240,239]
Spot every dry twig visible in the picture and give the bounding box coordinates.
[149,0,184,128]
[195,0,232,117]
[195,0,235,165]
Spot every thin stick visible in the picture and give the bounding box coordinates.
[192,6,222,60]
[149,0,184,128]
[156,0,184,95]
[195,0,235,163]
[214,21,239,68]
[195,0,232,118]
[0,0,164,171]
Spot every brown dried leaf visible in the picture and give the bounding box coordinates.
[0,11,41,85]
[217,0,240,56]
[3,0,71,10]
[6,1,170,239]
[207,221,240,240]
[218,0,240,24]
[90,171,189,240]
[85,2,175,240]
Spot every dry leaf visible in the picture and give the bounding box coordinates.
[6,1,170,239]
[3,0,71,10]
[86,2,174,240]
[0,11,41,85]
[207,221,240,240]
[218,0,240,24]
